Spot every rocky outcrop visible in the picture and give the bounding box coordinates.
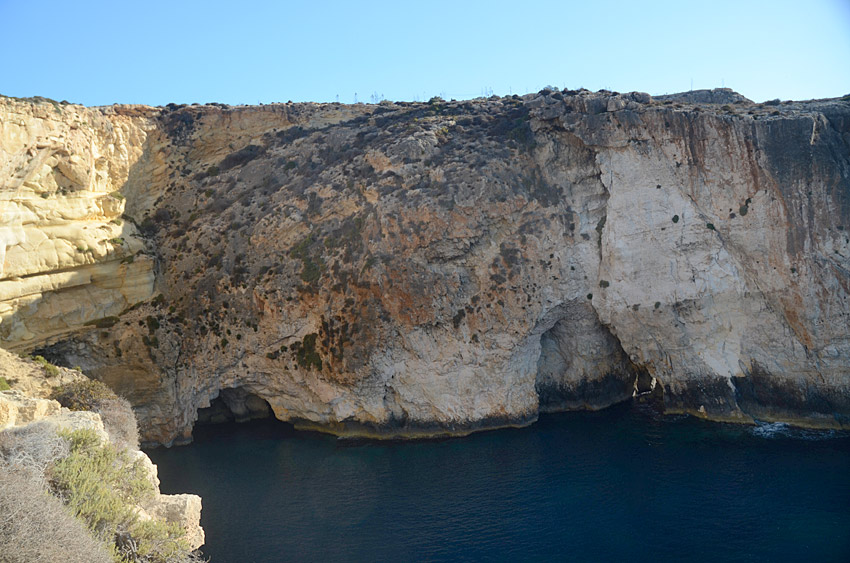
[146,493,204,550]
[0,390,111,443]
[654,87,752,104]
[0,389,63,430]
[1,90,848,445]
[0,383,204,550]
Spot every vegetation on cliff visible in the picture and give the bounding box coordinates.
[51,380,139,449]
[2,89,849,445]
[0,355,204,562]
[49,429,197,562]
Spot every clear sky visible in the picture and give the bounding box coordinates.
[1,0,848,106]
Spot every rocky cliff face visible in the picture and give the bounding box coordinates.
[2,89,848,445]
[0,98,156,348]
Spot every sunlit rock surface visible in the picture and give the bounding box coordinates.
[2,89,848,444]
[0,98,155,349]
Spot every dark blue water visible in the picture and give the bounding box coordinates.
[146,404,850,562]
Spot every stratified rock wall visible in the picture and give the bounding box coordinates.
[2,89,848,444]
[0,99,156,349]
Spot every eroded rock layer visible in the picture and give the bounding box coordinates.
[2,89,848,444]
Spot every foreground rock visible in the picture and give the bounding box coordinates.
[0,386,204,550]
[1,89,848,444]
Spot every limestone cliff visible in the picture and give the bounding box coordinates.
[0,98,156,348]
[1,89,848,445]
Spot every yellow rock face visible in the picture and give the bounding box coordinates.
[0,390,62,430]
[0,98,156,350]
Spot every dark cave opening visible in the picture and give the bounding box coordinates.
[534,301,639,413]
[196,386,273,425]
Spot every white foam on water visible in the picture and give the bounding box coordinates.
[750,421,790,438]
[749,421,846,441]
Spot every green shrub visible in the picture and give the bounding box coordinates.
[289,232,325,284]
[127,519,194,562]
[49,429,192,562]
[51,380,116,412]
[220,144,265,171]
[739,197,752,217]
[84,316,120,329]
[145,315,160,333]
[0,376,10,391]
[50,380,139,449]
[299,256,324,283]
[292,333,322,371]
[32,355,60,377]
[50,429,150,536]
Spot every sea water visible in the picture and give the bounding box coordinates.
[146,404,850,562]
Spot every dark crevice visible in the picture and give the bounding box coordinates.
[632,368,665,411]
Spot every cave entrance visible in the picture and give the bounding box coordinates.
[534,300,637,412]
[196,386,273,425]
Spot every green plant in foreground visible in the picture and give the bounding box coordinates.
[0,376,10,391]
[32,355,60,377]
[51,379,118,411]
[50,429,191,562]
[51,430,150,536]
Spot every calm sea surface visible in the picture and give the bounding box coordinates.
[146,404,850,562]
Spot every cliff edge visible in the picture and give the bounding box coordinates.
[1,89,848,444]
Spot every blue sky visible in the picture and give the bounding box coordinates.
[1,0,848,106]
